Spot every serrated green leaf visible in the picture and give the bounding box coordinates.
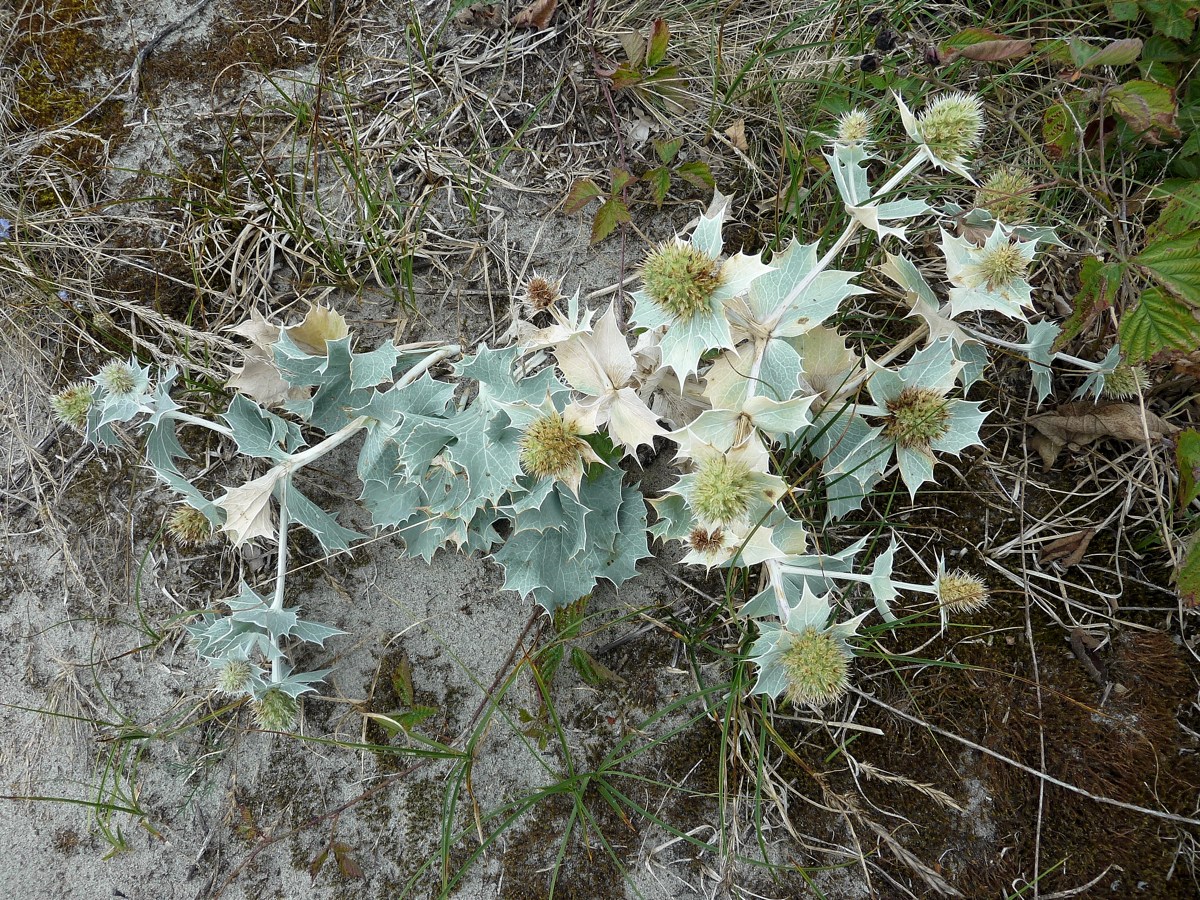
[653,137,681,165]
[1057,257,1123,349]
[1142,0,1198,39]
[1109,79,1180,143]
[1136,229,1200,302]
[591,196,631,244]
[1110,0,1140,19]
[1177,427,1200,509]
[1118,285,1200,361]
[675,160,715,191]
[644,166,671,208]
[1147,182,1200,243]
[392,652,414,706]
[563,178,603,213]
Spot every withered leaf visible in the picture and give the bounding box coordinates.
[1027,401,1178,469]
[332,842,364,880]
[286,304,348,355]
[1039,528,1096,568]
[512,0,556,29]
[952,39,1033,62]
[725,118,748,151]
[1069,627,1108,685]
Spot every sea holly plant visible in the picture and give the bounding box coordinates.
[56,92,1103,726]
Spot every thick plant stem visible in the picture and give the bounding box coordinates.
[270,474,292,684]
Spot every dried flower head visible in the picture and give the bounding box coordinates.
[50,382,96,431]
[780,627,851,707]
[835,108,873,146]
[975,167,1037,224]
[520,410,590,480]
[917,92,984,162]
[96,361,138,396]
[216,659,253,695]
[253,688,298,731]
[689,454,755,526]
[937,569,990,614]
[884,386,951,450]
[168,505,215,546]
[640,241,724,322]
[1102,362,1150,399]
[519,273,563,315]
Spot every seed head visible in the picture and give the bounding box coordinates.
[780,627,851,708]
[216,660,253,695]
[96,361,138,396]
[520,273,563,315]
[168,505,215,546]
[884,386,951,450]
[937,569,990,614]
[1102,362,1150,399]
[50,382,96,431]
[836,108,873,146]
[253,688,298,731]
[687,526,727,556]
[917,92,984,161]
[519,411,589,480]
[975,167,1037,224]
[641,241,724,322]
[689,455,755,526]
[975,240,1030,292]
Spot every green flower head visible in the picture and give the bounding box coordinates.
[514,397,602,496]
[975,167,1037,224]
[835,108,873,147]
[1102,362,1149,399]
[917,92,984,162]
[216,659,254,695]
[253,688,298,731]
[168,505,216,547]
[941,222,1038,320]
[640,240,725,323]
[935,560,990,614]
[689,454,756,526]
[747,585,870,709]
[50,382,96,431]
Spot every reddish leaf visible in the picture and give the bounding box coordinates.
[653,137,681,165]
[609,63,643,91]
[647,18,670,68]
[610,167,635,193]
[563,178,602,214]
[332,842,364,880]
[512,0,556,29]
[1108,79,1180,145]
[591,197,631,244]
[309,847,329,884]
[954,39,1034,62]
[1073,37,1143,69]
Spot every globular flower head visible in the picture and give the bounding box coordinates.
[50,382,96,431]
[1102,362,1150,399]
[689,454,755,527]
[942,222,1038,320]
[975,239,1031,292]
[835,108,873,146]
[94,362,140,396]
[519,272,563,315]
[168,505,216,546]
[780,627,852,707]
[640,240,725,323]
[975,167,1037,224]
[253,688,298,731]
[884,386,951,451]
[216,659,254,696]
[936,564,990,614]
[517,402,602,495]
[916,92,984,163]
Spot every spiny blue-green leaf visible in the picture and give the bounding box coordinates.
[290,620,346,646]
[361,477,424,529]
[145,418,221,524]
[353,373,456,428]
[1025,321,1060,407]
[222,393,305,461]
[349,343,400,390]
[740,538,867,617]
[1073,344,1122,400]
[869,540,899,622]
[805,406,888,519]
[284,483,366,553]
[441,406,523,513]
[454,344,567,409]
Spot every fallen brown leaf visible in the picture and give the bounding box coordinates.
[1039,528,1096,568]
[513,0,556,29]
[1027,401,1178,470]
[951,39,1033,63]
[725,118,748,152]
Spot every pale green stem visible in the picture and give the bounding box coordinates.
[270,473,292,684]
[962,328,1098,370]
[167,411,234,439]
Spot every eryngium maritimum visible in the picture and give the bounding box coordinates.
[836,108,873,146]
[253,688,298,731]
[519,410,590,480]
[96,361,139,396]
[640,241,725,322]
[689,454,755,526]
[975,167,1037,224]
[168,505,215,546]
[1103,362,1150,399]
[937,568,990,613]
[884,386,952,451]
[780,627,852,707]
[50,382,96,431]
[917,92,984,162]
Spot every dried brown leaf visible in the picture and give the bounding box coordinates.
[1027,401,1178,469]
[1039,528,1096,568]
[286,305,348,355]
[725,118,748,151]
[512,0,556,29]
[953,38,1033,62]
